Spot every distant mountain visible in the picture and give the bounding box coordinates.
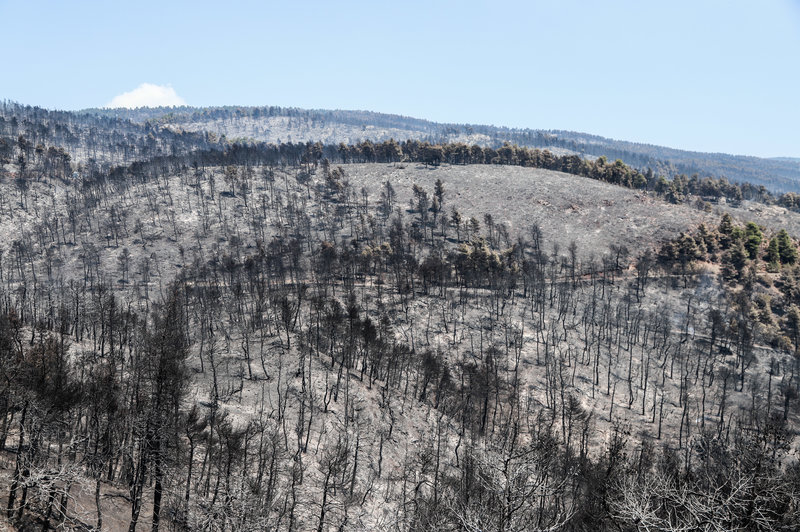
[83,105,800,193]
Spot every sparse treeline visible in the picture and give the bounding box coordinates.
[101,138,787,208]
[0,101,215,171]
[4,99,798,210]
[77,103,800,193]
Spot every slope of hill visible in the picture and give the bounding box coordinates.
[82,104,800,193]
[1,106,799,531]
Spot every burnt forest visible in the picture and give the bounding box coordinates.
[1,102,800,531]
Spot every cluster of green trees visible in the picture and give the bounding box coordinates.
[659,214,797,276]
[657,214,800,356]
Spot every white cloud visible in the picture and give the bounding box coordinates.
[106,83,186,108]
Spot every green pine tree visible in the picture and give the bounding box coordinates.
[766,236,781,271]
[777,229,797,265]
[744,222,762,260]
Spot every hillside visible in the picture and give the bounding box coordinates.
[82,104,800,193]
[0,106,799,531]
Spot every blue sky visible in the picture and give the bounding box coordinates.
[2,0,799,158]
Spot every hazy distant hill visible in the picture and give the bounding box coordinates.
[83,105,800,193]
